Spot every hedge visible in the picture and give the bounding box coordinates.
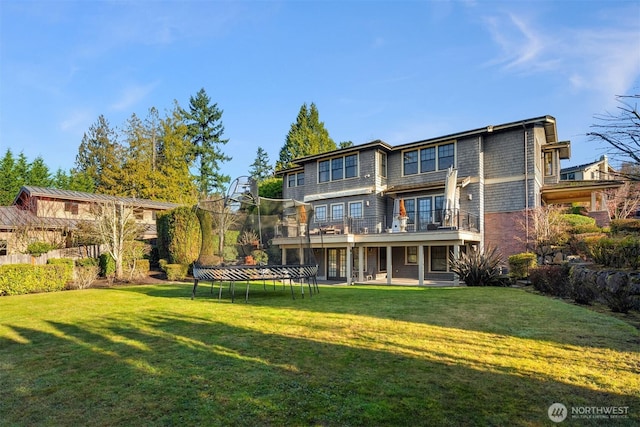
[163,264,189,281]
[0,264,72,296]
[508,252,537,280]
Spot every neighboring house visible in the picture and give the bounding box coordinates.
[275,115,622,284]
[555,155,621,225]
[0,186,179,256]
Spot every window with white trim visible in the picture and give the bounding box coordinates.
[379,151,387,178]
[315,205,327,222]
[406,246,418,264]
[349,201,363,218]
[331,203,344,221]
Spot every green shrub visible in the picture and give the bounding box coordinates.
[26,242,54,256]
[610,218,640,234]
[561,214,600,234]
[76,257,99,267]
[529,264,571,297]
[99,253,116,278]
[449,247,504,287]
[157,207,202,265]
[158,258,169,271]
[508,253,537,280]
[251,249,269,265]
[47,258,74,283]
[0,264,69,296]
[589,236,640,269]
[163,264,189,281]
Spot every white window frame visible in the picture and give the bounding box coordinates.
[314,205,327,222]
[348,201,363,219]
[405,246,418,265]
[330,203,344,221]
[402,141,456,176]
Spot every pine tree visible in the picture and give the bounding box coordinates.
[75,115,123,195]
[0,149,18,205]
[28,156,52,187]
[276,102,336,171]
[249,147,273,182]
[181,88,231,196]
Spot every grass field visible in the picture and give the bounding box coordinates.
[1,282,638,426]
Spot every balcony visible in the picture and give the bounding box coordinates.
[307,209,479,236]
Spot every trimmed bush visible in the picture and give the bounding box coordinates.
[0,264,70,296]
[157,207,201,265]
[449,247,504,287]
[610,218,640,234]
[47,258,75,283]
[508,252,537,280]
[163,264,189,281]
[529,264,571,297]
[76,257,99,267]
[561,214,601,234]
[27,242,54,256]
[589,236,640,269]
[99,253,116,278]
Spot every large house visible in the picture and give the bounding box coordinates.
[275,115,622,284]
[0,186,179,256]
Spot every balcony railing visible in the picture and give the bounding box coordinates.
[307,209,479,236]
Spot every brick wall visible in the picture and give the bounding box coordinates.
[484,211,528,260]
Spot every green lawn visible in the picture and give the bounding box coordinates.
[1,283,638,426]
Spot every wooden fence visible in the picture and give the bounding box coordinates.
[0,245,104,266]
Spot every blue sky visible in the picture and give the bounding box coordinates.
[1,0,639,181]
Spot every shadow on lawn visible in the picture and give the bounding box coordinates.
[1,310,638,426]
[118,282,640,353]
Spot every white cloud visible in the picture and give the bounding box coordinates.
[59,110,91,133]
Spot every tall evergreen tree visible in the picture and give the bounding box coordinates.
[181,88,231,196]
[28,156,52,187]
[276,102,336,171]
[75,115,123,195]
[0,149,18,205]
[249,147,273,182]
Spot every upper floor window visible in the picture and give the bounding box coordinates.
[332,157,343,180]
[319,154,359,183]
[64,201,79,215]
[379,152,387,178]
[345,154,358,178]
[315,205,327,222]
[134,208,144,220]
[403,142,455,175]
[288,172,304,187]
[349,201,363,218]
[331,203,344,221]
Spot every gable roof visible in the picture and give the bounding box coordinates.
[0,206,79,230]
[13,186,180,210]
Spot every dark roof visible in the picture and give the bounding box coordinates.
[13,186,180,210]
[277,115,559,174]
[560,158,612,174]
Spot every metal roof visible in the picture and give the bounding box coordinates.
[0,206,79,230]
[14,186,180,210]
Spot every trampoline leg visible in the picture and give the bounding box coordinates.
[246,282,250,303]
[289,281,295,300]
[230,281,235,303]
[191,279,199,300]
[218,280,223,300]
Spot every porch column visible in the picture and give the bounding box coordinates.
[358,246,365,282]
[386,245,393,285]
[282,247,287,265]
[299,247,304,265]
[346,245,353,285]
[452,244,460,286]
[591,191,597,212]
[418,245,424,286]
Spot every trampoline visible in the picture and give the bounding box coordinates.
[190,176,318,302]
